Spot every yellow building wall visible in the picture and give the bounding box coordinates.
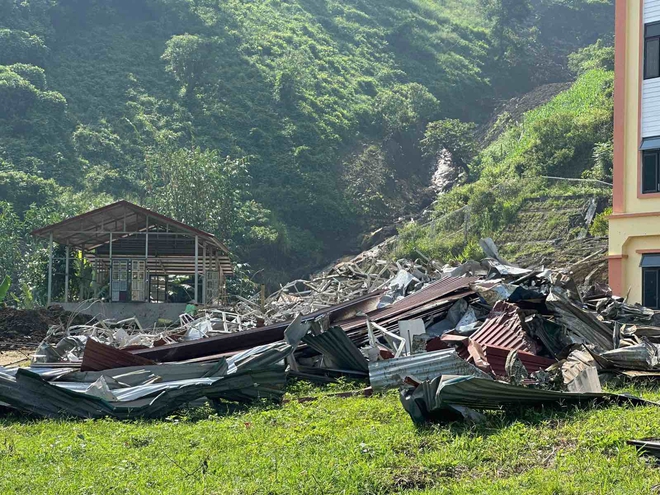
[609,1,660,304]
[616,233,660,303]
[615,0,660,215]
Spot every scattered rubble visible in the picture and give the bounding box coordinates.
[0,306,93,351]
[1,238,659,423]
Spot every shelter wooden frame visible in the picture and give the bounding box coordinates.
[31,201,233,305]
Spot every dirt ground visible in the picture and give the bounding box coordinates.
[0,349,32,367]
[0,306,93,351]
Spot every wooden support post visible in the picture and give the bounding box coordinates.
[202,243,207,305]
[79,249,85,300]
[109,232,113,297]
[47,233,53,306]
[260,284,266,312]
[145,216,149,261]
[64,245,70,302]
[194,235,199,303]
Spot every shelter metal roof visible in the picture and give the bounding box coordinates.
[31,200,230,254]
[31,201,233,275]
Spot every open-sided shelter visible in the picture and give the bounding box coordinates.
[32,201,233,319]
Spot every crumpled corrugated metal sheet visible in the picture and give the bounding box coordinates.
[481,345,556,377]
[0,317,310,419]
[470,301,541,354]
[627,439,660,458]
[400,375,655,424]
[546,289,614,351]
[338,277,478,339]
[302,326,369,373]
[368,349,491,391]
[0,365,286,419]
[131,291,384,362]
[598,340,660,370]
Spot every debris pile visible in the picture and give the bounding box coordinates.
[0,306,93,351]
[1,239,659,422]
[233,247,442,325]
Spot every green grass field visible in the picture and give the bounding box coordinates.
[2,380,660,494]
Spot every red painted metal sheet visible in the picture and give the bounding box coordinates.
[482,344,556,378]
[470,301,540,354]
[81,338,157,371]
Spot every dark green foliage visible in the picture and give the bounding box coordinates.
[0,275,10,303]
[0,171,61,215]
[162,34,218,93]
[0,0,616,288]
[0,29,48,66]
[569,39,615,75]
[397,64,615,262]
[7,63,47,89]
[144,147,279,252]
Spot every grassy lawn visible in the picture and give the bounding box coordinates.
[2,380,660,494]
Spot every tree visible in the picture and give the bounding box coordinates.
[421,120,477,181]
[375,83,440,138]
[0,29,48,66]
[480,0,532,59]
[144,147,279,250]
[162,34,216,93]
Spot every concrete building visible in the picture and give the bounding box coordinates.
[609,0,660,307]
[32,200,233,324]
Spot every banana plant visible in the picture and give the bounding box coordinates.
[0,275,10,303]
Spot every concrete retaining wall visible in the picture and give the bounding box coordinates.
[57,301,188,327]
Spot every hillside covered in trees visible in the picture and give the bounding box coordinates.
[0,0,615,295]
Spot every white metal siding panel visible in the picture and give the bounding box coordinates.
[647,0,660,24]
[643,79,660,137]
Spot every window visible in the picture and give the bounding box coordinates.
[643,150,660,193]
[149,275,167,303]
[641,138,660,193]
[646,23,660,79]
[642,254,660,309]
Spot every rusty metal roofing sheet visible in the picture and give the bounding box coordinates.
[340,277,479,333]
[374,276,479,318]
[132,277,476,363]
[470,301,540,354]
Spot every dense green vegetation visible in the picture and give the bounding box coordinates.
[0,0,615,296]
[2,381,660,494]
[395,48,615,262]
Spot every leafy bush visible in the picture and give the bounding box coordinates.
[569,40,614,76]
[7,63,46,89]
[590,207,612,237]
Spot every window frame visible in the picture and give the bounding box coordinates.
[645,22,660,80]
[643,266,660,309]
[642,149,660,193]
